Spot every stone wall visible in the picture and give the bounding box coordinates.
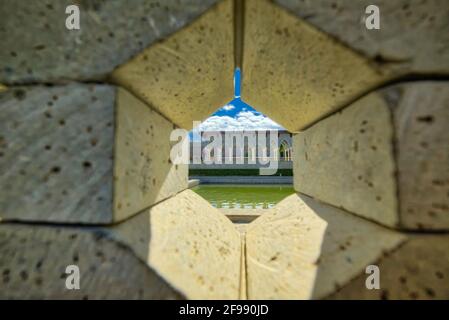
[245,0,449,299]
[0,0,448,299]
[0,0,241,299]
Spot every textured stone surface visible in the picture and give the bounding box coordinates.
[0,0,218,84]
[293,91,398,227]
[275,0,449,74]
[0,223,183,299]
[242,0,390,132]
[0,84,187,224]
[390,82,449,230]
[294,82,449,230]
[111,0,234,129]
[0,190,241,299]
[245,193,405,299]
[113,87,187,222]
[327,235,449,300]
[113,190,242,299]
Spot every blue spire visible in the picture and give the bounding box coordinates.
[234,68,241,98]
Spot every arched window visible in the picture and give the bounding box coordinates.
[279,140,290,161]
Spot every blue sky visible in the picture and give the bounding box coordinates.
[195,69,284,132]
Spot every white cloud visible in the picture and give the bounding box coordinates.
[221,104,235,111]
[197,110,284,131]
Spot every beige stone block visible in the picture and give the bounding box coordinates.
[112,190,241,299]
[220,208,263,223]
[0,84,187,224]
[113,87,187,222]
[0,190,241,299]
[245,193,405,299]
[242,0,390,132]
[111,0,234,130]
[294,82,449,230]
[239,230,247,300]
[275,0,449,75]
[293,91,398,226]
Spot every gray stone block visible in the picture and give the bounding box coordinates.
[111,0,234,130]
[0,83,187,224]
[0,190,241,299]
[294,81,449,230]
[389,82,449,230]
[275,0,449,74]
[0,0,218,84]
[0,223,183,299]
[326,234,449,300]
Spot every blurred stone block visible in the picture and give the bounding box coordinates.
[0,84,187,224]
[327,234,449,300]
[0,222,183,299]
[392,82,449,230]
[112,190,242,299]
[0,190,241,299]
[242,0,390,132]
[245,193,405,299]
[275,0,449,74]
[111,0,234,130]
[0,0,219,84]
[294,82,449,230]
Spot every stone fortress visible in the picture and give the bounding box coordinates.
[0,0,448,299]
